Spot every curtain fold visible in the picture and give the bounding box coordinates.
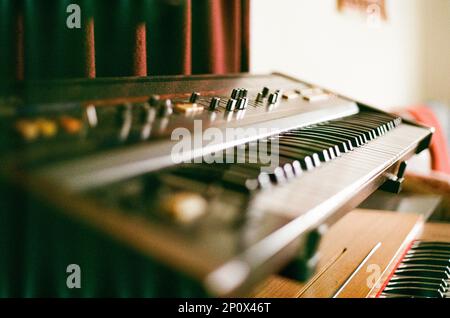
[0,0,250,81]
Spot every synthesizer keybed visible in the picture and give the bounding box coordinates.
[379,241,450,298]
[0,73,433,297]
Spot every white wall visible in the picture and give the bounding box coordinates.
[421,0,450,103]
[250,0,450,110]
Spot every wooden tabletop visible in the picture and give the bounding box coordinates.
[252,209,430,298]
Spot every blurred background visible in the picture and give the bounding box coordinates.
[251,0,450,111]
[250,0,450,177]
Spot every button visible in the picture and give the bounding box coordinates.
[301,88,329,102]
[226,99,237,111]
[282,90,300,99]
[209,97,221,110]
[59,116,82,134]
[189,92,200,103]
[161,192,208,225]
[36,118,58,138]
[15,119,39,141]
[174,102,204,114]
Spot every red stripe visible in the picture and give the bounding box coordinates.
[376,240,416,297]
[85,18,96,78]
[182,0,192,75]
[134,22,147,77]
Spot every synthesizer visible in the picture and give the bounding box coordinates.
[0,73,433,297]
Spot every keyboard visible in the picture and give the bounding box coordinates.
[0,73,433,297]
[379,241,450,298]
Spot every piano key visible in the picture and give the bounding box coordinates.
[274,136,334,161]
[389,275,448,287]
[347,120,384,137]
[282,130,345,154]
[274,145,322,168]
[379,292,428,298]
[400,258,450,267]
[279,133,341,158]
[323,122,373,142]
[383,286,444,298]
[292,129,353,152]
[386,280,446,292]
[318,124,368,144]
[404,252,450,260]
[412,241,450,250]
[397,263,450,272]
[393,268,450,279]
[303,126,362,147]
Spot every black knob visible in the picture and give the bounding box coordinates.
[268,93,277,104]
[158,99,173,117]
[262,87,270,98]
[231,88,240,99]
[239,89,248,98]
[189,92,200,103]
[237,97,248,110]
[256,92,264,102]
[116,103,132,123]
[226,99,237,111]
[140,103,156,124]
[149,95,160,107]
[209,97,221,110]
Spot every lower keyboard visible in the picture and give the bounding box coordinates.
[379,241,450,298]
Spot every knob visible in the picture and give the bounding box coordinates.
[268,93,277,104]
[262,87,270,98]
[209,97,221,110]
[189,92,200,103]
[140,103,156,124]
[231,88,240,99]
[149,95,160,107]
[158,99,173,117]
[239,89,248,98]
[226,99,237,111]
[237,97,248,110]
[256,92,264,102]
[116,103,132,124]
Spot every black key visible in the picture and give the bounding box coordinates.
[394,268,450,279]
[321,123,368,144]
[292,129,353,152]
[281,131,343,156]
[386,281,445,292]
[303,126,361,147]
[401,257,450,267]
[328,120,377,140]
[383,286,443,298]
[389,275,448,287]
[276,135,336,160]
[272,138,331,162]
